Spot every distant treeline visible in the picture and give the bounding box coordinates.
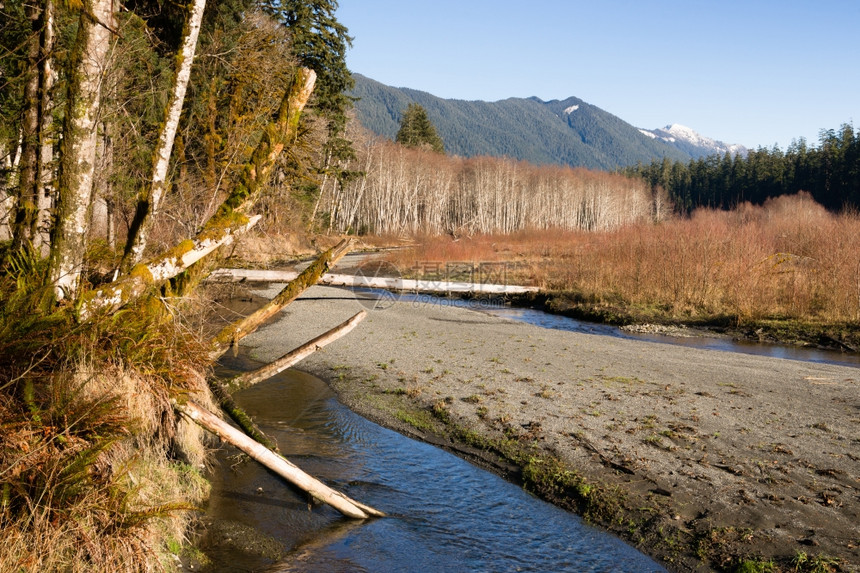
[626,123,860,212]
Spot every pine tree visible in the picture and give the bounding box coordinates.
[260,0,356,230]
[396,103,444,153]
[261,0,353,135]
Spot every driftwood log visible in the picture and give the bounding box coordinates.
[176,399,384,519]
[226,310,366,392]
[208,268,540,295]
[210,238,353,359]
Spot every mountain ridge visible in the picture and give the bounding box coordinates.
[639,124,748,158]
[348,74,746,170]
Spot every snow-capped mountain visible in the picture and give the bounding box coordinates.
[351,74,746,169]
[639,124,747,158]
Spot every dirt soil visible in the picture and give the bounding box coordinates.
[237,284,860,572]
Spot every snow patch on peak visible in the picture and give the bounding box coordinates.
[564,105,580,114]
[639,123,747,158]
[639,129,656,139]
[664,124,709,147]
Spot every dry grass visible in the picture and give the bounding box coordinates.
[0,366,212,572]
[0,252,215,572]
[388,193,860,324]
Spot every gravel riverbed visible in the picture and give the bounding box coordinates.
[236,284,860,572]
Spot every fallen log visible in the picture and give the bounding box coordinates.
[226,310,367,392]
[175,399,384,519]
[208,269,540,295]
[208,377,280,452]
[210,238,353,359]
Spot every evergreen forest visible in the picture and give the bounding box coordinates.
[627,124,860,212]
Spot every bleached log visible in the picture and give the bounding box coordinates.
[208,269,540,295]
[227,310,367,392]
[176,399,384,519]
[210,238,353,358]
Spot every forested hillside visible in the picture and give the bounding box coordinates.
[628,124,860,212]
[350,74,693,170]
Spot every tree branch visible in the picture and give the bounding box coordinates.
[225,310,366,392]
[210,237,352,359]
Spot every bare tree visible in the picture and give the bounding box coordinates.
[48,0,116,299]
[117,0,207,275]
[319,139,653,236]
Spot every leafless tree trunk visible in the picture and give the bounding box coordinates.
[118,0,207,274]
[35,0,56,254]
[49,0,116,299]
[325,140,653,236]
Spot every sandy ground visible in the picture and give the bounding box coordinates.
[235,284,860,572]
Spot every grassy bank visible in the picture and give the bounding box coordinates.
[385,193,860,350]
[0,254,215,571]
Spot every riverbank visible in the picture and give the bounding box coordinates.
[239,284,860,572]
[382,198,860,353]
[531,291,860,353]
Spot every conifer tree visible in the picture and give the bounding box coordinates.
[396,103,445,153]
[261,0,352,136]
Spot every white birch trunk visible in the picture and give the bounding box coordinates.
[121,0,207,271]
[49,0,116,299]
[35,0,56,255]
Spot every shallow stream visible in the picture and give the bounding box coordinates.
[390,291,860,368]
[200,362,666,572]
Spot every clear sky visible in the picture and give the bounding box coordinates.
[335,0,859,150]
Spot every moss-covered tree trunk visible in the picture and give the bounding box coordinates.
[48,0,116,300]
[11,0,43,251]
[118,0,207,275]
[78,68,317,320]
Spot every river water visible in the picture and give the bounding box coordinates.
[201,360,666,572]
[199,290,856,572]
[391,291,860,368]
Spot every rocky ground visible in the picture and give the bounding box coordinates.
[235,283,860,572]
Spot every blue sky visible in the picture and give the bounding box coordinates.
[335,0,859,150]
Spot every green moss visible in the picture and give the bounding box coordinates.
[394,409,434,432]
[129,262,155,283]
[735,560,776,573]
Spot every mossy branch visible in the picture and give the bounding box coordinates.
[207,377,279,452]
[210,237,352,359]
[77,67,317,321]
[77,215,261,321]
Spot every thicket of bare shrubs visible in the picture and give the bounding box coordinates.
[392,192,860,325]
